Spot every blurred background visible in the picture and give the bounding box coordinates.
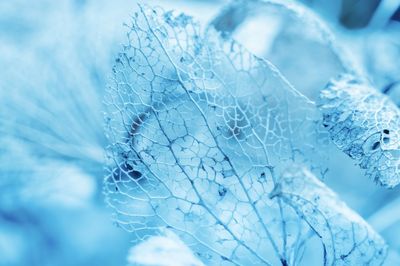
[0,0,399,265]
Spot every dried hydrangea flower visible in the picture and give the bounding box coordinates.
[105,5,388,265]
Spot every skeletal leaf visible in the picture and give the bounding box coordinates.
[272,166,388,265]
[104,5,324,265]
[319,74,400,188]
